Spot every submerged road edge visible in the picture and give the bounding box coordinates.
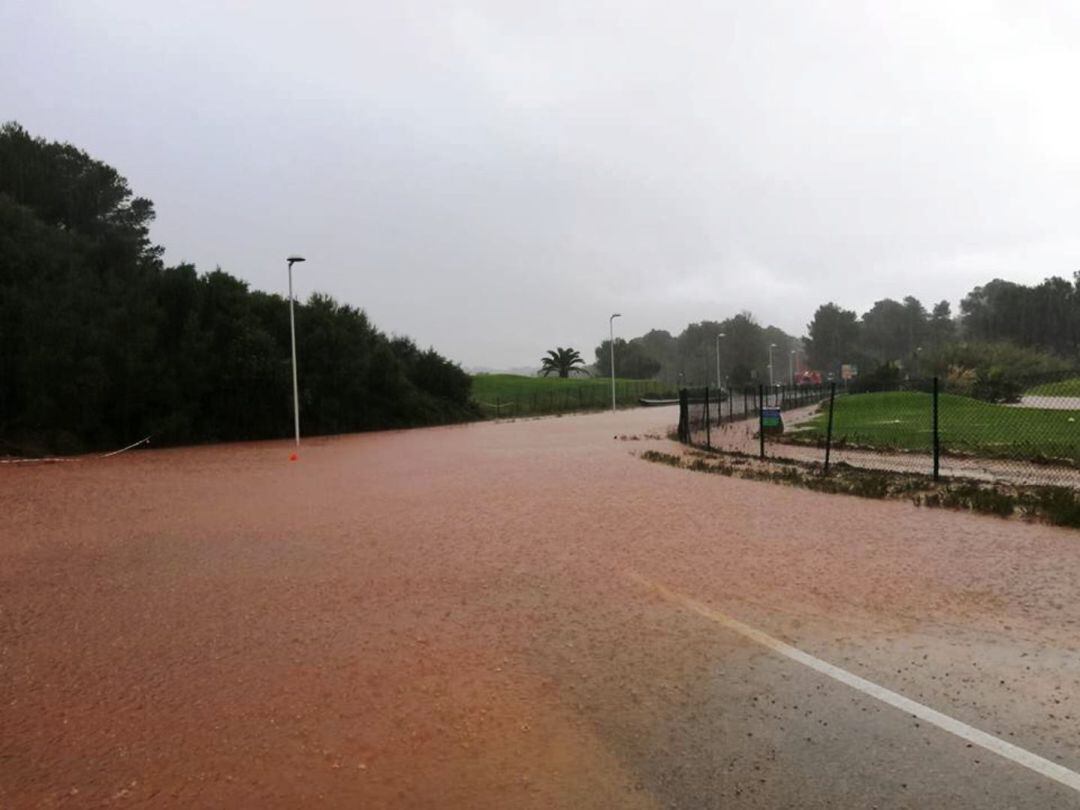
[627,570,1080,794]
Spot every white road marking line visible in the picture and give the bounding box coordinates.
[628,571,1080,794]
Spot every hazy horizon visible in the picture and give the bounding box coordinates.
[4,1,1079,369]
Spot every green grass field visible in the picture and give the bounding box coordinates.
[789,391,1080,463]
[471,374,665,417]
[1027,377,1080,397]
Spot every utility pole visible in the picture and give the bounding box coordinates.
[609,313,622,413]
[287,255,306,450]
[716,332,726,389]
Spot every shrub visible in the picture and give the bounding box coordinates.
[933,341,1072,402]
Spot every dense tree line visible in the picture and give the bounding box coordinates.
[960,277,1080,357]
[598,273,1080,391]
[805,297,956,376]
[595,313,800,387]
[806,275,1080,381]
[0,123,475,454]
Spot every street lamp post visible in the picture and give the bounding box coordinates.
[768,343,777,386]
[287,255,306,448]
[609,313,622,413]
[715,332,726,389]
[789,349,797,386]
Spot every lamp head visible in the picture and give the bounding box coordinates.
[287,255,306,266]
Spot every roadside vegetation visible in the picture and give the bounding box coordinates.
[471,374,667,418]
[640,449,1080,529]
[0,123,476,455]
[786,391,1080,464]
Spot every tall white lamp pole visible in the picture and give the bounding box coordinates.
[716,332,726,388]
[287,255,306,447]
[609,313,622,413]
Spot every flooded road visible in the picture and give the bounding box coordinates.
[3,407,1080,807]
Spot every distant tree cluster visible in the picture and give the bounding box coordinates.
[592,338,660,380]
[595,313,800,387]
[805,297,956,376]
[595,274,1080,391]
[960,277,1080,357]
[0,123,475,454]
[806,276,1080,381]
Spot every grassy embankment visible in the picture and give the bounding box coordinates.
[471,374,665,418]
[640,448,1080,528]
[788,391,1080,464]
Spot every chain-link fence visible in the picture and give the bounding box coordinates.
[678,375,1080,488]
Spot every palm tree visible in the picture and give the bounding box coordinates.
[540,347,589,378]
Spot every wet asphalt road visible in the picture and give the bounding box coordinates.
[3,405,1080,807]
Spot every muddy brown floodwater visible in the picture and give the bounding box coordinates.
[3,406,1080,808]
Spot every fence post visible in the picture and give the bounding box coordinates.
[824,382,836,474]
[704,387,711,449]
[932,376,940,481]
[677,388,689,442]
[758,383,766,460]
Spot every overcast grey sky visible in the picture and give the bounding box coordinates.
[4,1,1079,369]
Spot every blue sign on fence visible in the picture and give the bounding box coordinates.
[762,407,784,434]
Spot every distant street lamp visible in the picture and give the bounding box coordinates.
[768,343,778,386]
[610,313,622,413]
[716,332,726,389]
[287,255,306,448]
[789,349,797,386]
